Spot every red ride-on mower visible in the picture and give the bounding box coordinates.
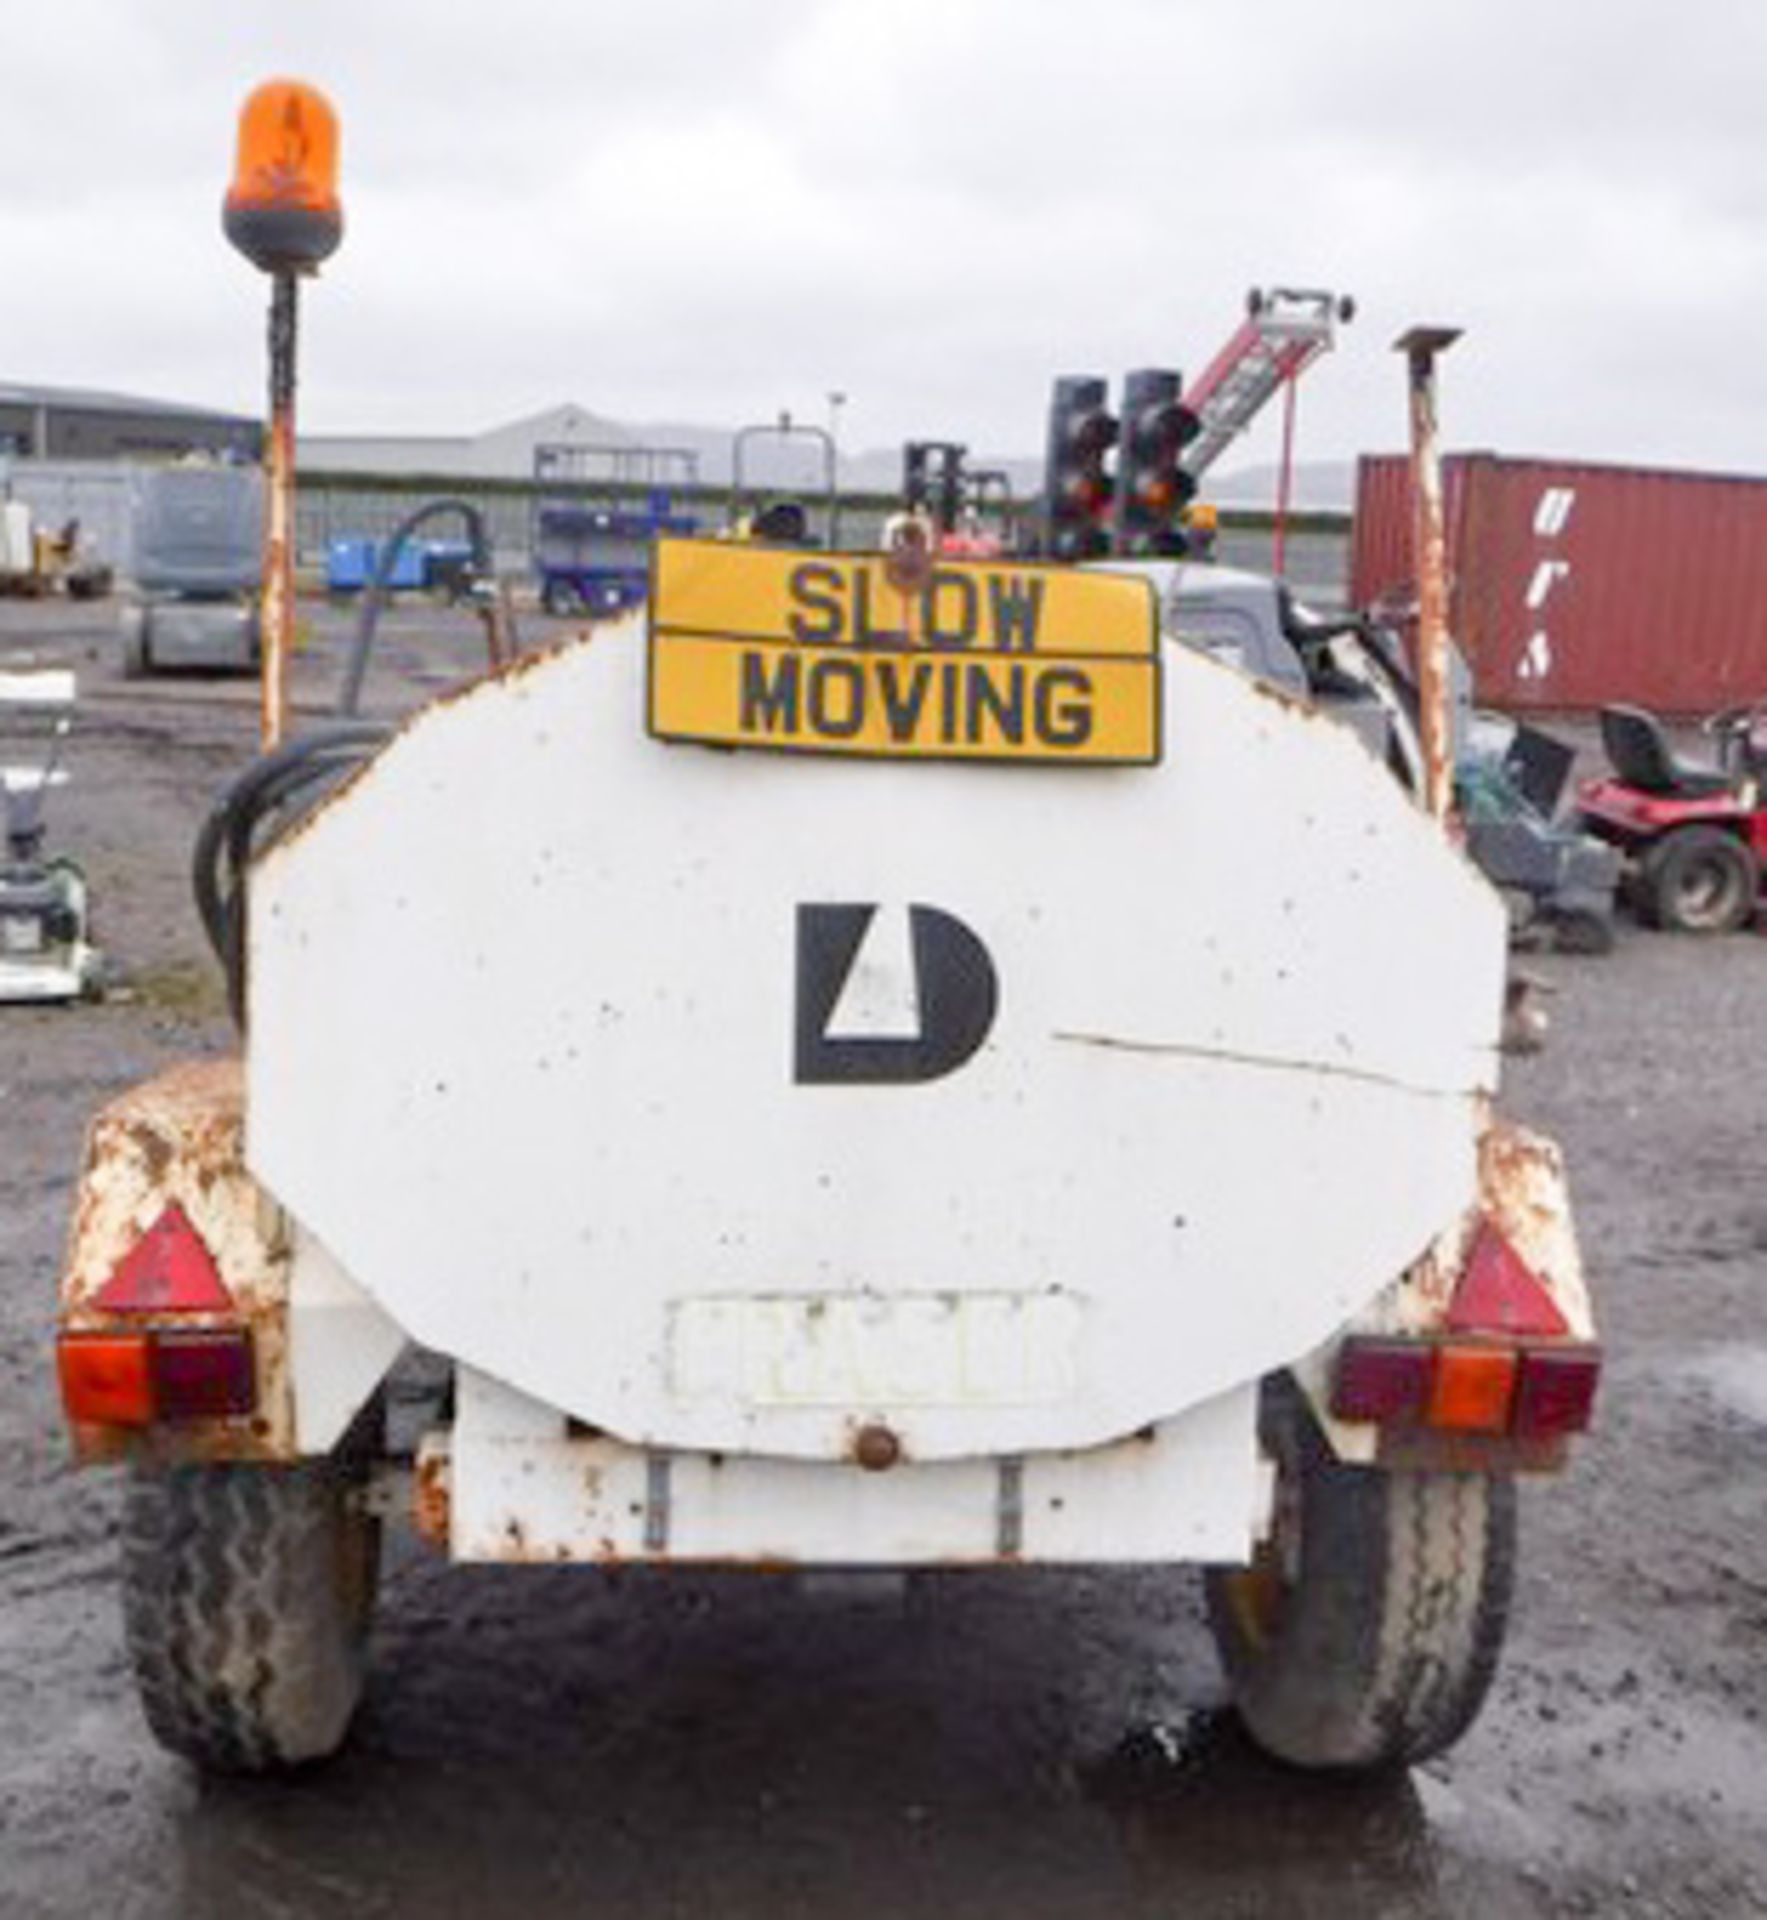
[1577,704,1767,933]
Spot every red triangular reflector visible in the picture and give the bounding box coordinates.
[1447,1221,1569,1338]
[92,1203,234,1314]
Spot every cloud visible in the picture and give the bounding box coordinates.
[0,0,1762,476]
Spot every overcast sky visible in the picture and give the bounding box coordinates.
[3,0,1763,477]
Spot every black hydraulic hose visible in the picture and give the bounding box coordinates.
[192,721,390,1025]
[197,498,519,1024]
[337,499,496,718]
[192,720,389,949]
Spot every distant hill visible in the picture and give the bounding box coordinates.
[1199,460,1356,513]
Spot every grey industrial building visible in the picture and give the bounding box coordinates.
[301,404,647,479]
[0,382,261,462]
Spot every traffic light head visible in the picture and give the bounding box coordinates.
[1114,368,1200,557]
[1043,376,1118,562]
[903,442,931,515]
[903,441,968,533]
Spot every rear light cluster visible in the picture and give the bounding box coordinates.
[1330,1217,1600,1443]
[1332,1334,1599,1440]
[58,1327,256,1427]
[60,1202,255,1429]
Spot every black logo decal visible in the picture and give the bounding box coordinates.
[795,904,998,1085]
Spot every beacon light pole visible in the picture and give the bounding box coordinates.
[1396,325,1461,825]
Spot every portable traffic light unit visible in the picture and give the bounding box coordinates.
[1042,377,1118,562]
[1113,369,1201,559]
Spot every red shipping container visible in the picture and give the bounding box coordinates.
[1350,452,1767,715]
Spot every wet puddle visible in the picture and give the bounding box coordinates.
[1684,1346,1767,1426]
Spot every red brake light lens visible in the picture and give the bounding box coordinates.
[1513,1344,1601,1438]
[1331,1338,1433,1423]
[151,1329,257,1421]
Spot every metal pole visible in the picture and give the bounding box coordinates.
[1396,326,1461,824]
[826,391,846,548]
[1272,367,1298,578]
[261,270,299,750]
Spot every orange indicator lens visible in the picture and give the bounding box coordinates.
[1427,1343,1518,1435]
[58,1332,154,1427]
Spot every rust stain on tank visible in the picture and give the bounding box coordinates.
[1479,1129,1560,1254]
[413,1447,451,1546]
[124,1122,173,1186]
[1396,1113,1589,1335]
[850,1422,903,1472]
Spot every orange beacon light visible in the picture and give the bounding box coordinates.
[223,79,342,274]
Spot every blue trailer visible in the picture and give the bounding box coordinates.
[327,536,470,596]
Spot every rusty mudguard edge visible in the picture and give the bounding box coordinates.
[1295,1112,1595,1470]
[59,1057,298,1464]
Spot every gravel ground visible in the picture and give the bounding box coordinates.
[2,596,1765,1919]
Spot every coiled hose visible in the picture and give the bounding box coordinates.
[192,720,390,1026]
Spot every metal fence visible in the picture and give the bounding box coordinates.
[0,457,1354,605]
[297,476,1352,601]
[293,481,900,570]
[0,458,141,573]
[296,484,538,572]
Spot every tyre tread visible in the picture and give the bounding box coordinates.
[123,1456,375,1774]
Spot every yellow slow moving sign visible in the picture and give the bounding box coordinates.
[647,537,1162,765]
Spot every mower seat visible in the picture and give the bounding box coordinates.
[1598,705,1735,799]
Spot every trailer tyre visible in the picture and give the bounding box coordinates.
[1642,825,1757,933]
[1205,1382,1514,1773]
[123,1446,380,1774]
